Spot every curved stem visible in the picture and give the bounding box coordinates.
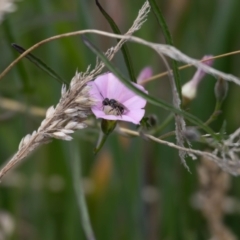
[204,101,222,126]
[94,131,109,155]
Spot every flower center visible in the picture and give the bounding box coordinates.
[102,98,126,116]
[103,105,119,116]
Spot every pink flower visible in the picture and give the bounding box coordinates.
[182,55,214,100]
[137,67,153,85]
[88,73,148,124]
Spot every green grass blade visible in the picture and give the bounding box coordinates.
[12,43,68,85]
[2,20,31,92]
[68,141,96,240]
[148,0,182,100]
[95,0,136,83]
[82,36,219,140]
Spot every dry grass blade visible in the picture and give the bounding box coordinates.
[119,127,240,176]
[2,11,239,86]
[156,52,192,171]
[0,73,92,180]
[11,30,236,86]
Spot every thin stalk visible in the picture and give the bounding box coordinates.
[69,142,96,240]
[204,101,222,126]
[141,52,240,85]
[149,0,182,99]
[94,131,109,155]
[95,0,136,82]
[150,113,174,135]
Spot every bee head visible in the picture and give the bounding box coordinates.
[102,98,110,106]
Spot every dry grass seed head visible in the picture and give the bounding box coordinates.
[0,1,151,180]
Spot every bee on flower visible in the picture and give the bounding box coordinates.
[88,71,149,125]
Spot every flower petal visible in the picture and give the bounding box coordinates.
[105,73,132,102]
[122,95,147,110]
[89,72,148,125]
[92,73,110,98]
[117,82,148,103]
[96,73,147,103]
[124,109,145,124]
[137,67,153,84]
[88,82,103,108]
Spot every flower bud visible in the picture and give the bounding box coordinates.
[101,119,117,135]
[147,115,158,127]
[182,55,214,103]
[183,127,200,141]
[139,115,158,129]
[214,78,228,103]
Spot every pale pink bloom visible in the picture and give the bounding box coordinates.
[137,67,153,85]
[88,73,148,124]
[182,55,214,100]
[0,0,17,23]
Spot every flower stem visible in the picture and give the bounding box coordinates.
[94,132,109,155]
[150,113,174,135]
[204,101,222,126]
[94,120,117,155]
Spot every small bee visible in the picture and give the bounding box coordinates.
[102,98,128,116]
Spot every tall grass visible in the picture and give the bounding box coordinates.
[1,0,240,239]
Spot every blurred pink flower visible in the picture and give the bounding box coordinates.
[137,67,153,85]
[182,55,214,100]
[88,73,148,124]
[0,0,17,23]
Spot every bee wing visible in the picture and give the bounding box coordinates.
[118,102,128,111]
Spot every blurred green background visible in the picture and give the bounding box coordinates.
[1,0,240,239]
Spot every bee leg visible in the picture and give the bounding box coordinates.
[117,109,122,117]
